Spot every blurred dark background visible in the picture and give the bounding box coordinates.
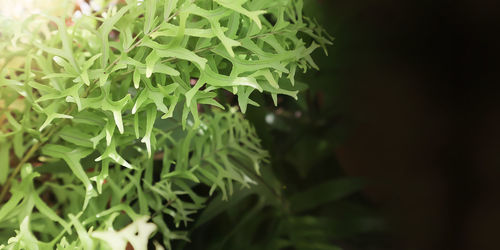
[291,0,500,250]
[181,0,500,250]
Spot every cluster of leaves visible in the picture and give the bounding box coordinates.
[178,2,389,247]
[177,15,385,248]
[0,0,332,249]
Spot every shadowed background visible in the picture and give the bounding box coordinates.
[300,0,500,249]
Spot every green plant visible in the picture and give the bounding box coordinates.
[0,0,332,249]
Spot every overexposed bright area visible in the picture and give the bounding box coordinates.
[0,0,77,20]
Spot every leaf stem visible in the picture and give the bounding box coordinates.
[0,142,39,200]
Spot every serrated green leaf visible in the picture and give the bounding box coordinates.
[142,39,207,69]
[98,4,132,67]
[100,94,130,134]
[41,145,97,209]
[95,140,133,169]
[39,103,73,132]
[215,0,266,29]
[141,106,157,158]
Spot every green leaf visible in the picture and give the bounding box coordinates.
[289,178,365,213]
[151,24,219,39]
[215,0,266,29]
[33,192,71,232]
[0,192,23,222]
[13,132,25,159]
[194,185,254,229]
[41,145,97,209]
[126,171,149,215]
[59,127,93,148]
[52,56,78,75]
[150,63,180,76]
[184,3,241,57]
[0,141,9,184]
[144,0,158,35]
[185,67,262,106]
[72,111,106,127]
[142,39,207,69]
[133,67,141,89]
[90,160,110,194]
[100,94,131,134]
[95,140,133,169]
[145,50,160,78]
[39,103,73,132]
[141,106,157,158]
[164,0,178,21]
[98,4,132,67]
[68,214,93,250]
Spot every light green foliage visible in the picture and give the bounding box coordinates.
[0,0,331,248]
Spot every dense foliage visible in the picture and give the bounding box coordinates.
[0,0,333,249]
